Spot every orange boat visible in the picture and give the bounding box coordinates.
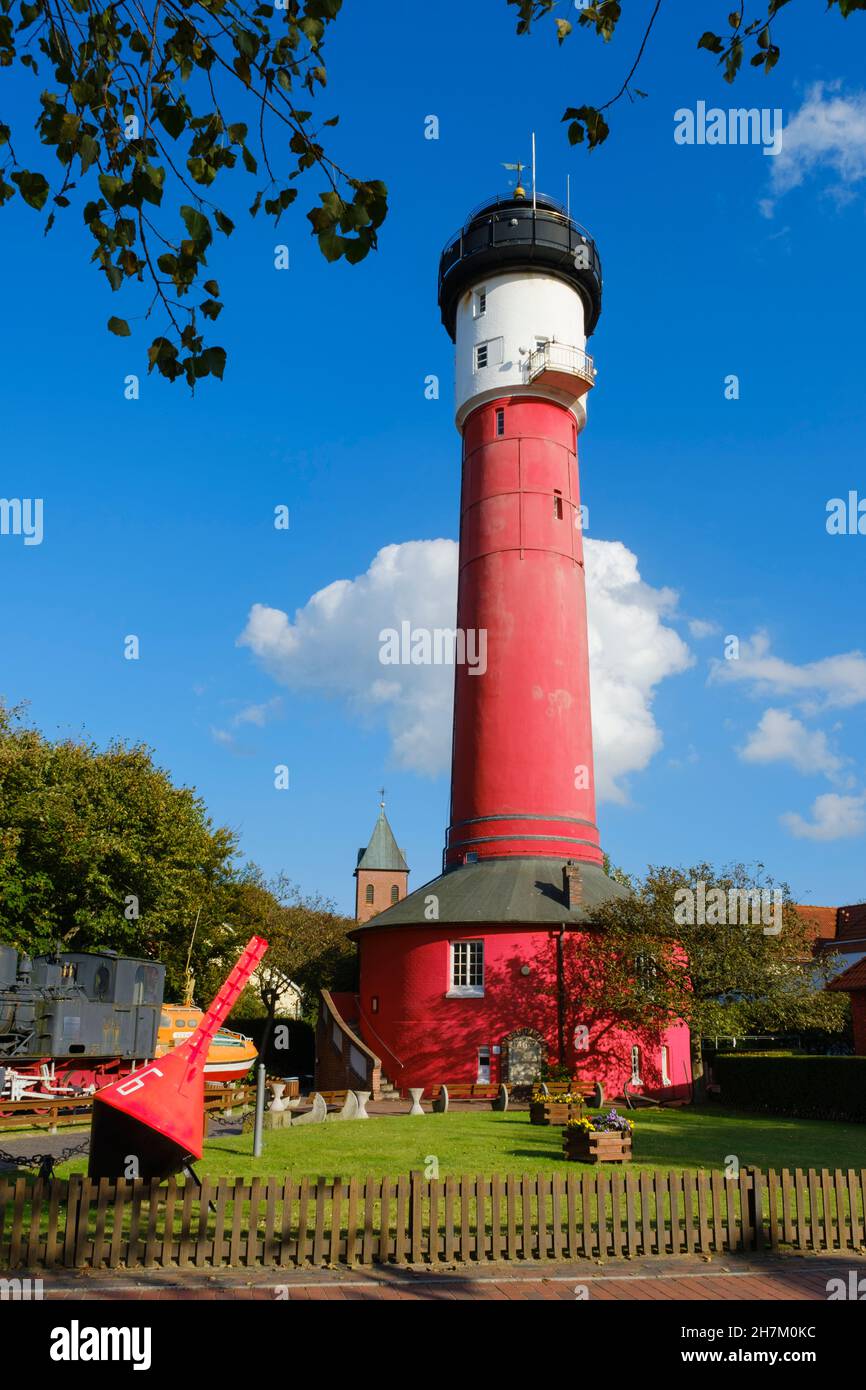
[155,1004,258,1083]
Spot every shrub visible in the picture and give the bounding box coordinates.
[713,1054,866,1122]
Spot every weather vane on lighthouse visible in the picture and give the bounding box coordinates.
[503,132,537,208]
[502,159,527,198]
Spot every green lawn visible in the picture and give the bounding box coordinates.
[51,1104,866,1181]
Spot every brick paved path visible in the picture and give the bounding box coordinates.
[30,1255,864,1301]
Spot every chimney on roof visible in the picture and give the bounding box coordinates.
[563,860,583,910]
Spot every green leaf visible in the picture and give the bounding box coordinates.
[697,31,725,54]
[200,298,223,320]
[214,210,234,236]
[11,170,50,210]
[158,105,186,140]
[78,133,99,173]
[180,205,212,247]
[107,316,131,337]
[562,105,609,150]
[98,173,126,209]
[198,345,226,379]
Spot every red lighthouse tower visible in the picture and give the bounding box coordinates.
[348,190,692,1101]
[441,192,603,869]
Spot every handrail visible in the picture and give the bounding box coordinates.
[352,1001,406,1076]
[526,341,595,383]
[319,990,381,1072]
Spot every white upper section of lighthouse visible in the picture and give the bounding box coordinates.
[453,270,592,432]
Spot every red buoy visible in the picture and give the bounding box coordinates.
[88,936,267,1181]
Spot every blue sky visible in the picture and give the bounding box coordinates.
[2,0,866,914]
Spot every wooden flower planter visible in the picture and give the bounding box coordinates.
[530,1101,579,1126]
[563,1128,632,1164]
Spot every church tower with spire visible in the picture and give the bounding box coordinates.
[354,795,409,924]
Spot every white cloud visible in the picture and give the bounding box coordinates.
[762,82,866,215]
[709,630,866,712]
[781,792,866,842]
[238,537,692,799]
[688,618,718,640]
[233,697,283,728]
[739,708,844,779]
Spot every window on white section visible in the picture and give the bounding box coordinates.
[475,288,487,317]
[449,939,484,997]
[475,342,489,371]
[660,1045,671,1086]
[630,1045,642,1086]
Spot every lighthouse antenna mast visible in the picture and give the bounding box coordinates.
[531,130,537,214]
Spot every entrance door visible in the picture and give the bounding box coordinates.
[477,1046,491,1084]
[505,1032,544,1084]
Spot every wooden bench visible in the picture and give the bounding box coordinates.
[298,1089,348,1108]
[430,1083,509,1112]
[429,1084,499,1101]
[539,1079,605,1107]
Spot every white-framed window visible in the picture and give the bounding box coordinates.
[660,1045,671,1087]
[474,287,487,318]
[474,337,503,373]
[495,407,505,437]
[630,1044,642,1086]
[448,939,484,998]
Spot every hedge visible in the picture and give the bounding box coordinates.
[713,1054,866,1122]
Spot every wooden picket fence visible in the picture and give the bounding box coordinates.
[1,1168,865,1270]
[0,1083,256,1133]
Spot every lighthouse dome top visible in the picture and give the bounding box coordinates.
[438,191,602,342]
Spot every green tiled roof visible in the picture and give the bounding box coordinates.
[350,856,628,932]
[356,809,409,873]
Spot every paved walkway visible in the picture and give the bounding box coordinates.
[25,1254,864,1301]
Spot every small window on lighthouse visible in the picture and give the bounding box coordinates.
[448,939,484,997]
[553,491,564,520]
[495,409,505,437]
[475,342,489,371]
[475,288,487,317]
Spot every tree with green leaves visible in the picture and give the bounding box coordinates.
[508,1,865,148]
[0,700,241,998]
[586,861,849,1085]
[0,0,385,385]
[233,866,356,1024]
[1,0,862,381]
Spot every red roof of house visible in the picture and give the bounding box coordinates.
[794,905,838,941]
[836,902,866,943]
[827,957,866,992]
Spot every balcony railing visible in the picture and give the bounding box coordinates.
[526,342,596,388]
